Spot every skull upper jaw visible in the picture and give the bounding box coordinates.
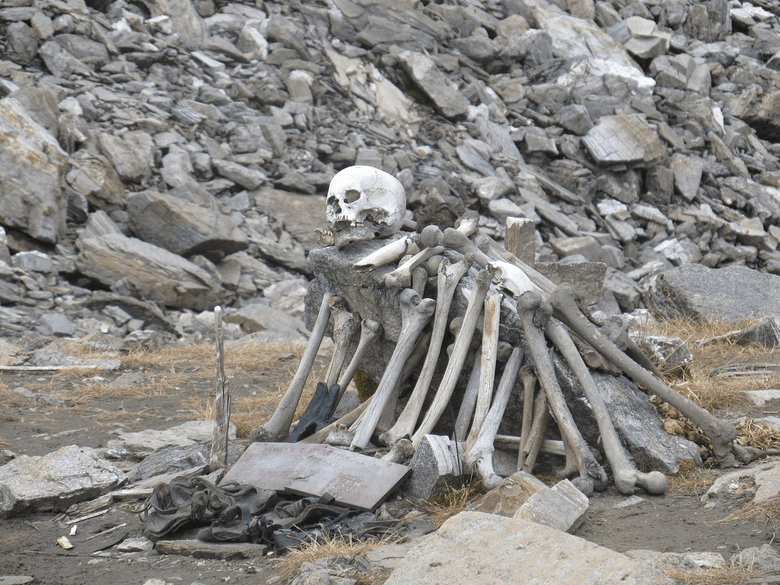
[331,220,379,249]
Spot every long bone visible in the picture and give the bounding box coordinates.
[324,297,361,389]
[440,228,542,298]
[517,290,608,496]
[353,234,419,271]
[411,265,428,296]
[378,330,431,434]
[466,292,502,445]
[411,268,493,447]
[350,289,436,450]
[472,231,556,295]
[251,292,334,442]
[384,243,445,288]
[456,341,513,441]
[517,364,537,469]
[466,345,525,490]
[546,318,667,495]
[333,319,383,409]
[380,256,473,447]
[522,390,551,473]
[454,347,483,441]
[550,284,737,466]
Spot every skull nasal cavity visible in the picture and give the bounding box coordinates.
[345,189,362,204]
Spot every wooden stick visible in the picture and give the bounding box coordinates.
[209,306,231,473]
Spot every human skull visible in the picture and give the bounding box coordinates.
[326,165,406,249]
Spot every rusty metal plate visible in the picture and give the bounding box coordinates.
[220,442,410,511]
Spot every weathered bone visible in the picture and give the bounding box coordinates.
[489,259,542,298]
[546,317,667,495]
[412,268,492,447]
[383,243,445,288]
[353,234,419,271]
[419,215,479,251]
[411,265,428,296]
[466,292,502,445]
[378,330,431,434]
[473,231,557,295]
[466,345,524,490]
[457,341,512,442]
[334,319,382,407]
[383,436,415,463]
[550,284,737,466]
[350,288,436,450]
[517,290,607,496]
[251,293,334,442]
[380,256,473,447]
[522,390,551,473]
[324,297,361,389]
[454,346,483,441]
[517,364,537,469]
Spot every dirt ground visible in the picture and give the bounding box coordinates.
[1,337,779,585]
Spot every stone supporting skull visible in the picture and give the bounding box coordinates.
[326,165,406,249]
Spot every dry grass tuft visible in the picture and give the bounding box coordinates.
[666,458,719,494]
[273,533,399,582]
[735,418,780,449]
[666,561,764,585]
[636,318,780,412]
[720,495,780,532]
[186,390,283,437]
[415,481,484,528]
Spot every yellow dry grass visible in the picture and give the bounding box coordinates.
[735,418,780,449]
[666,459,719,494]
[414,481,484,528]
[636,318,780,412]
[720,494,780,532]
[666,561,764,585]
[32,340,326,434]
[272,532,400,582]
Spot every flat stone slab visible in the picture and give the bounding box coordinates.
[385,511,674,585]
[515,479,589,533]
[704,460,780,505]
[743,389,780,406]
[221,442,410,511]
[0,445,126,517]
[648,264,780,323]
[107,421,236,455]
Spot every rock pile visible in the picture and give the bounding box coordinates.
[2,0,780,342]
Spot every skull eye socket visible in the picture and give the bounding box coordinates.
[344,189,362,204]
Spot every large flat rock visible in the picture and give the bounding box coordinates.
[0,445,125,517]
[385,511,674,585]
[648,264,780,322]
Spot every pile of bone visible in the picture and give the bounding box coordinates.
[250,166,746,497]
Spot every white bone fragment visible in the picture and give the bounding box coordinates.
[334,319,382,406]
[546,318,667,495]
[324,297,360,388]
[466,345,524,490]
[380,256,473,447]
[353,235,419,271]
[466,292,502,445]
[350,289,435,450]
[411,268,492,448]
[384,245,444,288]
[251,292,333,442]
[517,290,607,496]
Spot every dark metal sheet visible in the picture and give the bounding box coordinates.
[220,442,410,511]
